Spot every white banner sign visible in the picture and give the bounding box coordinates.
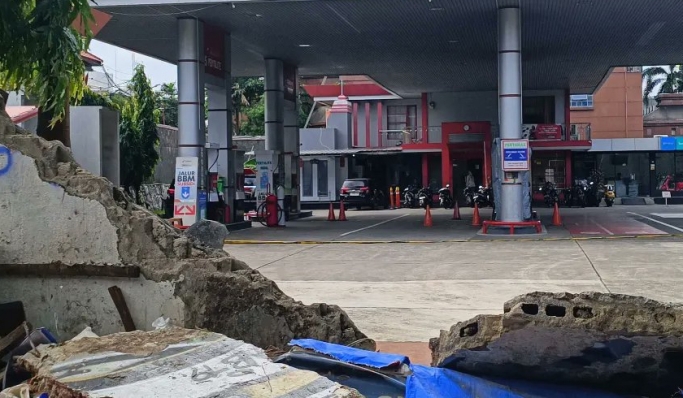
[173,157,199,226]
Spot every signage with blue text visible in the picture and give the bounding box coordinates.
[501,139,530,171]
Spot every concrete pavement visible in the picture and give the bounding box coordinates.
[225,205,683,344]
[225,237,683,342]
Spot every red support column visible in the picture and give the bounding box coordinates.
[441,150,452,188]
[352,102,359,147]
[564,88,571,141]
[565,151,572,189]
[422,154,429,187]
[365,102,371,148]
[421,93,429,142]
[377,102,383,147]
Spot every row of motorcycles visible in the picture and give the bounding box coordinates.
[401,185,493,209]
[540,180,615,208]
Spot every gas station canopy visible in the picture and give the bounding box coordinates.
[94,0,681,96]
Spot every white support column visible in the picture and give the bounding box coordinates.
[206,32,234,221]
[264,59,284,152]
[498,5,523,222]
[283,66,299,213]
[177,17,206,224]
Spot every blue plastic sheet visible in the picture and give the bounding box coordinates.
[406,365,625,398]
[288,339,409,368]
[288,339,628,398]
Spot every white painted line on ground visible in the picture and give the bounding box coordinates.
[650,213,683,219]
[580,232,602,235]
[628,212,683,233]
[339,214,411,237]
[592,220,614,235]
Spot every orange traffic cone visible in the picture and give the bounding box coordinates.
[327,202,336,221]
[389,187,395,209]
[552,202,562,226]
[338,200,348,221]
[424,205,433,227]
[452,201,461,220]
[472,203,482,226]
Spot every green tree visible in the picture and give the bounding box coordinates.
[119,65,159,200]
[232,77,264,135]
[0,0,93,146]
[154,83,178,127]
[643,65,683,104]
[241,96,265,136]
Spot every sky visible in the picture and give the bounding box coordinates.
[89,40,177,88]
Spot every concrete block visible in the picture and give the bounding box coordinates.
[430,292,683,397]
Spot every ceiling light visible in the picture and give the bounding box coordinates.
[448,40,458,43]
[299,44,311,48]
[430,7,445,11]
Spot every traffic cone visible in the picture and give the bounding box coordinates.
[472,203,482,226]
[327,202,336,221]
[395,187,401,209]
[389,187,395,209]
[424,205,433,227]
[552,202,562,226]
[338,200,348,221]
[452,201,461,220]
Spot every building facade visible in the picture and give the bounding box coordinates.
[570,67,644,139]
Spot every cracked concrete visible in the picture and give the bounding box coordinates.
[0,95,372,350]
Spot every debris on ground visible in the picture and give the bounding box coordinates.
[8,328,363,398]
[184,219,230,249]
[429,292,683,397]
[0,94,373,351]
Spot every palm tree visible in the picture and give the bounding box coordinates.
[642,65,683,105]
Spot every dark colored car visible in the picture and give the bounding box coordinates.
[340,178,386,210]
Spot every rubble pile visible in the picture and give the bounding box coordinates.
[430,291,683,397]
[9,328,363,397]
[0,91,372,351]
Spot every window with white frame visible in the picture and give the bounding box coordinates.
[387,105,417,137]
[570,94,594,109]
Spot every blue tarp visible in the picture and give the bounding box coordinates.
[289,339,409,368]
[289,339,627,398]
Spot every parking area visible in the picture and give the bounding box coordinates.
[227,205,683,243]
[224,205,683,348]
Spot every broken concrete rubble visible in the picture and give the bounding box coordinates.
[0,92,373,351]
[11,328,363,397]
[184,219,230,249]
[430,291,683,397]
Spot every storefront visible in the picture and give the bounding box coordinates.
[572,137,683,198]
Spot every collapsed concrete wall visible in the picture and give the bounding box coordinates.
[0,93,372,350]
[430,292,683,397]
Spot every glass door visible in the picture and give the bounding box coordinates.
[300,158,332,201]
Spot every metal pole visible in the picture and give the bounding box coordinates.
[498,5,523,222]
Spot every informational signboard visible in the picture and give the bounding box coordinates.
[254,150,276,209]
[174,157,199,226]
[204,24,225,79]
[501,139,530,171]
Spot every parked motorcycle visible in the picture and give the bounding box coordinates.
[540,181,559,207]
[417,187,433,209]
[438,184,454,209]
[585,181,601,207]
[402,185,419,208]
[567,180,587,208]
[474,186,493,208]
[604,184,615,207]
[463,186,478,208]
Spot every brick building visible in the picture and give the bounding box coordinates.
[570,67,644,139]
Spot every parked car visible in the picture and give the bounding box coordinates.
[340,178,386,210]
